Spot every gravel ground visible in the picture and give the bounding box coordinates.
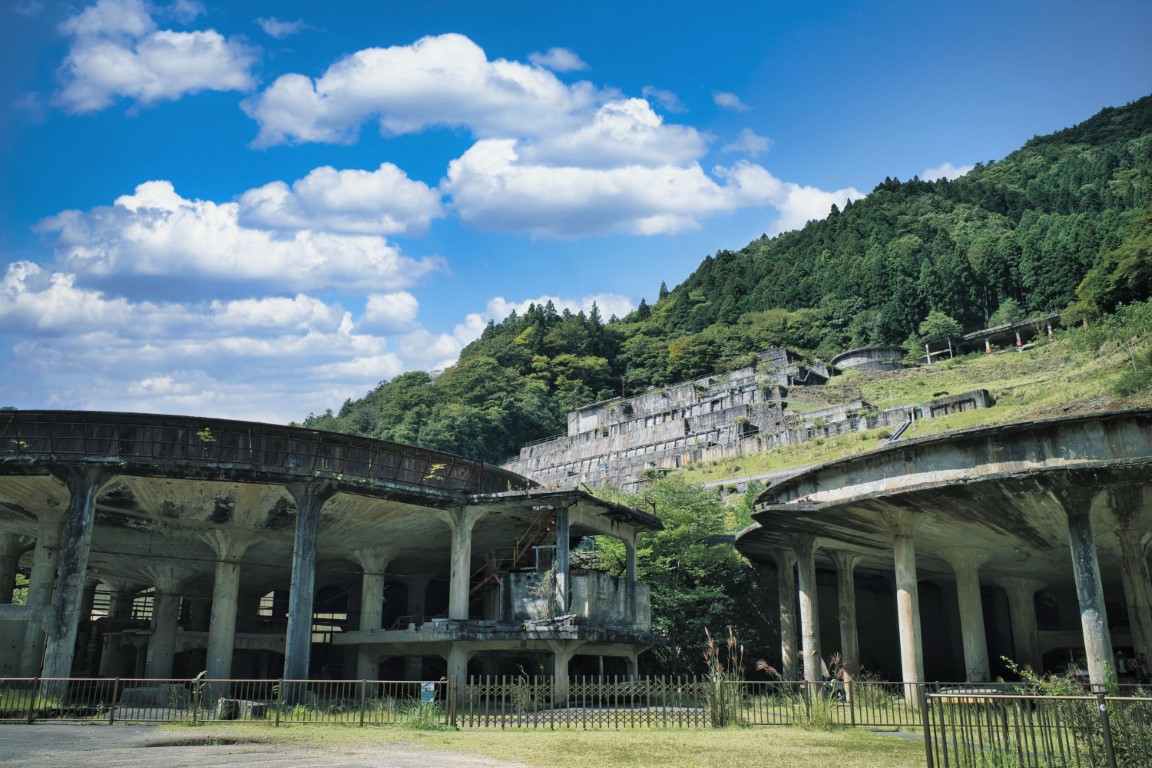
[0,724,528,768]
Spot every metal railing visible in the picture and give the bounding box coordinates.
[0,410,530,495]
[0,677,451,727]
[923,689,1152,768]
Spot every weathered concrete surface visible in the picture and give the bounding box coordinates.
[0,724,528,768]
[737,408,1152,686]
[0,411,662,682]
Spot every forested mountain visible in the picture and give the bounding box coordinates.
[303,95,1152,464]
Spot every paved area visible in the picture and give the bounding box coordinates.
[0,724,526,768]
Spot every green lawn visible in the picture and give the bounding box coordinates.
[163,722,928,768]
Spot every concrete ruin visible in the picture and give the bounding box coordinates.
[736,409,1152,689]
[506,347,994,491]
[0,411,660,699]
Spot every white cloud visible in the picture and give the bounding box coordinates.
[170,0,204,23]
[38,180,445,294]
[242,32,601,146]
[921,162,974,181]
[641,86,686,113]
[256,16,306,39]
[0,260,407,421]
[715,161,862,234]
[449,294,634,347]
[239,32,857,240]
[722,128,772,157]
[55,0,257,113]
[713,91,749,111]
[0,259,635,423]
[238,163,444,236]
[445,141,792,237]
[359,292,420,333]
[528,47,588,72]
[519,98,706,168]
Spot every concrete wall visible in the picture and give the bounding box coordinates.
[503,571,650,631]
[508,361,994,490]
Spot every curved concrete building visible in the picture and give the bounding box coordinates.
[737,409,1152,689]
[829,345,906,372]
[0,411,660,697]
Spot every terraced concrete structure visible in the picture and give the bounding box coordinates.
[737,409,1152,690]
[0,411,660,698]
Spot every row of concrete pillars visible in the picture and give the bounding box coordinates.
[767,494,1152,691]
[1,474,646,688]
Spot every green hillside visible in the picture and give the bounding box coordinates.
[304,95,1152,465]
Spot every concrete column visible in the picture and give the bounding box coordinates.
[1057,488,1114,687]
[41,467,108,688]
[0,533,30,604]
[555,507,570,615]
[352,547,397,681]
[1110,487,1152,677]
[940,547,992,682]
[436,508,488,620]
[830,551,862,684]
[549,641,581,705]
[995,577,1045,672]
[18,513,64,676]
[202,530,254,681]
[625,537,638,583]
[624,653,639,679]
[283,481,336,686]
[406,574,430,621]
[788,534,822,686]
[885,509,925,698]
[769,548,798,680]
[106,581,139,620]
[143,566,187,679]
[353,547,397,632]
[446,644,471,703]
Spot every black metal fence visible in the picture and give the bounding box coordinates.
[7,673,1150,758]
[924,689,1152,768]
[0,677,450,727]
[1,675,928,730]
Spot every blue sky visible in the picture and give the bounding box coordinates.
[1,0,1150,424]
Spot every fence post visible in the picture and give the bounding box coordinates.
[26,678,40,724]
[919,685,935,768]
[1095,691,1118,768]
[274,679,283,727]
[109,678,120,724]
[448,675,457,728]
[359,680,366,728]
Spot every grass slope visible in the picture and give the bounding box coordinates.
[681,330,1152,485]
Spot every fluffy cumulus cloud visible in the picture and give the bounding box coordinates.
[238,163,444,236]
[242,33,601,146]
[55,0,257,113]
[0,259,389,420]
[38,180,445,294]
[0,259,630,421]
[241,33,859,238]
[922,162,974,181]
